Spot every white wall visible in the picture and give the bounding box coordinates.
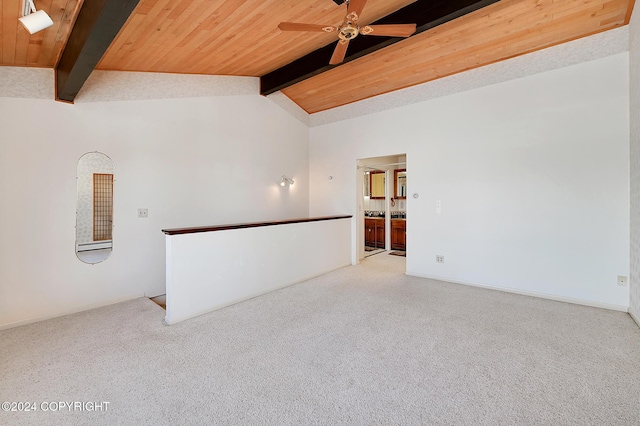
[0,25,634,328]
[0,87,309,328]
[165,217,351,325]
[630,1,640,324]
[310,53,630,310]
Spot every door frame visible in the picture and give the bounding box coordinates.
[356,155,406,263]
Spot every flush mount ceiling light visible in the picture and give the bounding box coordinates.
[19,0,53,34]
[280,176,294,187]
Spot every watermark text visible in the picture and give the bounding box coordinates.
[2,401,110,412]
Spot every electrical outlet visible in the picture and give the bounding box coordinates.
[138,208,148,218]
[436,255,444,263]
[617,275,627,287]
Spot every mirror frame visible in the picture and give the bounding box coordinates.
[75,152,114,264]
[369,170,385,199]
[394,169,407,199]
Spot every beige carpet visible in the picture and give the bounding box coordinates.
[1,255,640,425]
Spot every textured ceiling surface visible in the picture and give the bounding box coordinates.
[0,25,630,128]
[282,0,634,113]
[0,0,636,113]
[309,26,630,126]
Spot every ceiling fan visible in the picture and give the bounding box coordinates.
[278,0,417,65]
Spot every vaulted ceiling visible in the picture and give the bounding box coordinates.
[0,0,636,113]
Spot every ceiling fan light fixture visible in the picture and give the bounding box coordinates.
[19,0,53,34]
[338,23,359,41]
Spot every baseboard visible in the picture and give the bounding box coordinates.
[0,293,145,331]
[165,263,351,325]
[405,271,629,313]
[630,309,640,328]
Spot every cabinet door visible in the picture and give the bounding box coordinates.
[391,221,406,250]
[391,227,401,250]
[366,226,375,246]
[375,221,386,248]
[364,219,375,246]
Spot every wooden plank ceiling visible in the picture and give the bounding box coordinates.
[97,0,416,76]
[1,0,635,112]
[1,0,83,67]
[283,0,634,113]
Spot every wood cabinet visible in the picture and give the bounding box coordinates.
[391,219,406,251]
[365,219,374,247]
[365,218,385,248]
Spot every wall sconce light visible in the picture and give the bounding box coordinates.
[19,0,53,34]
[280,175,294,187]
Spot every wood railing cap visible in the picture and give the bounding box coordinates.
[162,215,352,235]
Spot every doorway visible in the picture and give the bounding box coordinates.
[363,168,386,257]
[357,155,407,261]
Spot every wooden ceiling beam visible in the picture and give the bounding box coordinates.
[260,0,499,96]
[55,0,141,103]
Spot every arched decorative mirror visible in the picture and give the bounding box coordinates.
[76,152,114,264]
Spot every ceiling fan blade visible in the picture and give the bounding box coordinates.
[346,0,368,22]
[278,22,336,32]
[330,40,349,65]
[360,24,416,38]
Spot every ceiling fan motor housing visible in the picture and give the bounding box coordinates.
[338,23,359,41]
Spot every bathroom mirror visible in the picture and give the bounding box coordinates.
[370,171,385,199]
[394,169,407,199]
[76,152,114,264]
